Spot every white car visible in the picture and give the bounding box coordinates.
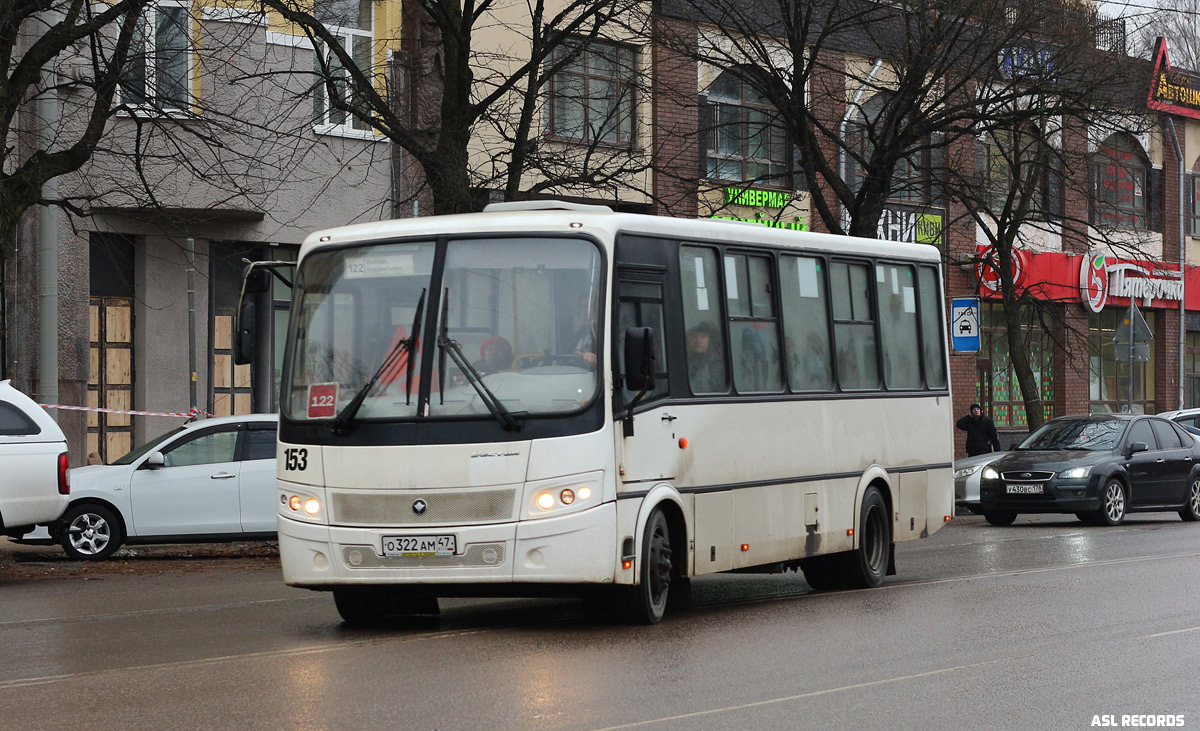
[0,380,70,537]
[954,451,1004,514]
[21,414,279,560]
[1157,408,1200,442]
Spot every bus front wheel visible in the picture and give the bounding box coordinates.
[842,486,890,589]
[333,587,439,625]
[621,508,673,624]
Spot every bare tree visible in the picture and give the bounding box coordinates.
[0,0,151,260]
[1132,0,1200,70]
[256,0,652,216]
[659,0,1148,429]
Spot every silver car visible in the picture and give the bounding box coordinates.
[954,451,1004,514]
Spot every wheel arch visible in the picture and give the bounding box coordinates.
[853,467,894,550]
[56,497,128,539]
[631,485,689,582]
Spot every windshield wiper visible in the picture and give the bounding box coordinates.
[331,288,426,435]
[436,290,521,432]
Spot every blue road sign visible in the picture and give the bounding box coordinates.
[951,297,981,353]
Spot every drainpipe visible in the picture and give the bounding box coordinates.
[1166,118,1186,410]
[839,58,883,231]
[36,8,62,414]
[186,238,197,410]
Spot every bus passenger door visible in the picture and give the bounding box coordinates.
[614,274,678,486]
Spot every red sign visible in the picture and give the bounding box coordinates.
[1079,252,1109,313]
[977,249,1199,311]
[976,245,1025,292]
[1147,37,1200,121]
[307,383,338,418]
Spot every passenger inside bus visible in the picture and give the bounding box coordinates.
[474,336,514,375]
[686,321,726,393]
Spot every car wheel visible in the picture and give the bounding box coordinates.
[621,508,673,624]
[842,486,890,589]
[984,510,1017,526]
[333,587,439,625]
[1094,480,1127,526]
[59,503,124,560]
[1179,477,1200,522]
[799,554,844,591]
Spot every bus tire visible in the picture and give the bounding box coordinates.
[333,587,439,625]
[621,507,673,624]
[799,555,843,591]
[842,486,889,589]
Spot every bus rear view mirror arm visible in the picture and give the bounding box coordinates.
[623,326,655,437]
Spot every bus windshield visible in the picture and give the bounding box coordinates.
[284,236,602,423]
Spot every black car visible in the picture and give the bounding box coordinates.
[979,414,1200,527]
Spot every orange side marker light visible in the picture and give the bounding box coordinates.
[678,437,689,449]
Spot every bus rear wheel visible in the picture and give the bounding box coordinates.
[333,587,439,625]
[843,486,890,589]
[621,508,673,624]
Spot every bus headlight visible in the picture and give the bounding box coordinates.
[303,497,321,515]
[525,472,603,516]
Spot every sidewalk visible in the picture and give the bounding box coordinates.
[0,537,279,579]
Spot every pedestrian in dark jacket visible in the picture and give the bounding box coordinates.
[956,403,1001,456]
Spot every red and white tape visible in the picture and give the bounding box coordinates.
[39,404,213,419]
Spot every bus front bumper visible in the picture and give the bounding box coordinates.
[279,501,618,588]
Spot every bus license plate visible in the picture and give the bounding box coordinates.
[1006,483,1043,494]
[382,535,457,557]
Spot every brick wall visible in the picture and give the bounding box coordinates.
[650,17,698,218]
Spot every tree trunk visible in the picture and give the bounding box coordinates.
[996,242,1046,432]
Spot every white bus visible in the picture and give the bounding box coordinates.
[253,201,953,624]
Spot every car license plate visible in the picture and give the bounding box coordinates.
[382,535,456,557]
[1006,483,1043,494]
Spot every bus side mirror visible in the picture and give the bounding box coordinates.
[235,299,256,365]
[243,268,272,295]
[624,327,655,392]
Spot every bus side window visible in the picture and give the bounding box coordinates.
[779,255,833,391]
[918,267,947,388]
[830,261,880,390]
[725,253,782,392]
[876,263,921,389]
[679,247,729,394]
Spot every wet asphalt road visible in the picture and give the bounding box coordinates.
[2,513,1199,730]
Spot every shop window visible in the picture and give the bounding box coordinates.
[1094,133,1149,229]
[701,70,789,187]
[312,0,374,134]
[978,305,1054,428]
[1184,332,1200,408]
[547,41,635,145]
[1089,308,1155,414]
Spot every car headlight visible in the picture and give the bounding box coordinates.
[982,467,1000,480]
[1060,466,1092,479]
[954,465,982,480]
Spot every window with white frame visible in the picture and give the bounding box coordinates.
[120,1,191,111]
[312,0,373,133]
[547,41,635,145]
[701,70,788,186]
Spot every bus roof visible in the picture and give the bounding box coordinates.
[298,204,943,264]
